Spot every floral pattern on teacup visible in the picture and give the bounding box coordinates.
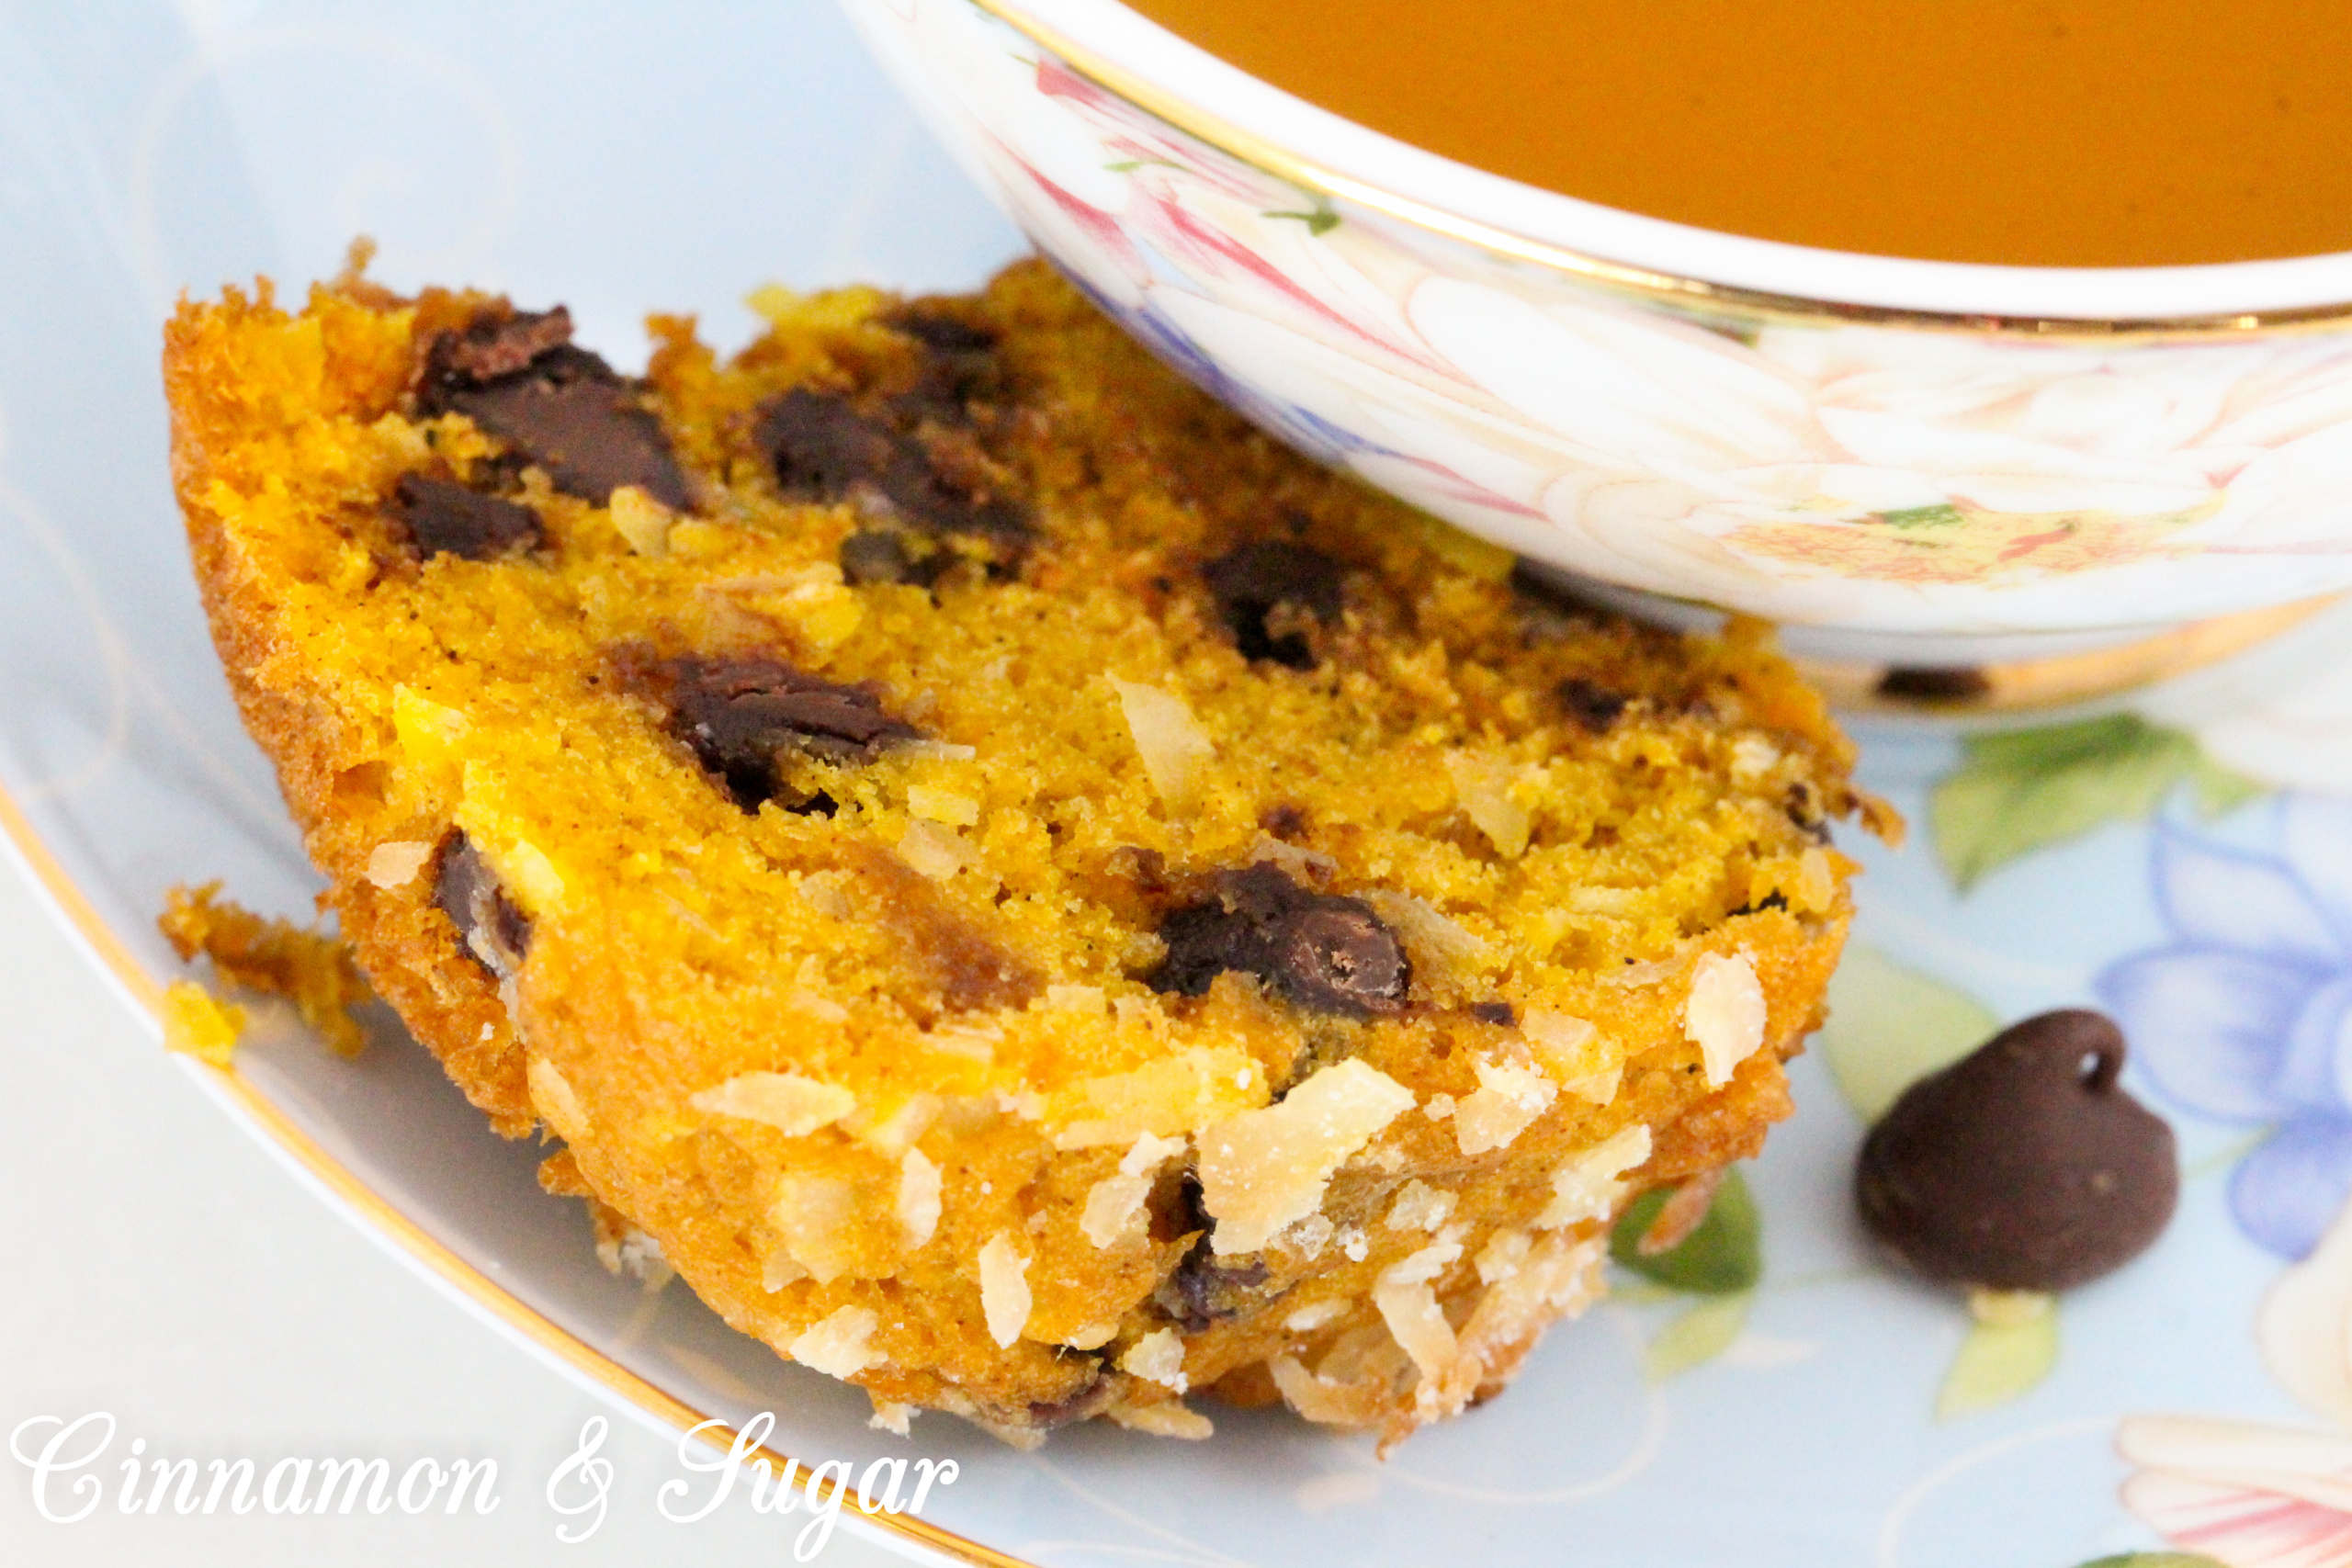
[857,0,2352,634]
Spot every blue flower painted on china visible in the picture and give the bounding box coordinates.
[2097,795,2352,1261]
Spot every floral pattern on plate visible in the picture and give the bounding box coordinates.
[1905,634,2352,1564]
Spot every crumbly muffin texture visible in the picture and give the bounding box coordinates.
[164,256,1880,1447]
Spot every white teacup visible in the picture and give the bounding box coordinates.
[841,0,2352,667]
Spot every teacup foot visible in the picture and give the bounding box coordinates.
[1514,564,2343,715]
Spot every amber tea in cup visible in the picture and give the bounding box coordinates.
[1125,0,2352,267]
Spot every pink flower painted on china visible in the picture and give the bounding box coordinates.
[2118,1416,2352,1568]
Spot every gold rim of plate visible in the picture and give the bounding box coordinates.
[0,780,1032,1568]
[970,0,2352,343]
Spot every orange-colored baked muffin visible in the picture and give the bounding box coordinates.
[163,255,1882,1446]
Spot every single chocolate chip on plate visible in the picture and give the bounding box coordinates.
[386,474,542,561]
[433,830,530,980]
[1856,1009,2177,1292]
[1201,542,1343,669]
[648,653,921,811]
[1150,862,1408,1018]
[418,307,690,510]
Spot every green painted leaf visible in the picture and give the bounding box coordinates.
[1875,503,1966,528]
[1644,1292,1753,1382]
[2192,750,2264,817]
[1936,1300,2060,1418]
[1610,1168,1761,1293]
[2072,1555,2230,1568]
[1815,944,1999,1124]
[1930,714,2260,891]
[1262,208,1340,235]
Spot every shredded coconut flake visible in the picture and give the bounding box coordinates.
[1284,1299,1350,1333]
[1279,1213,1336,1257]
[1080,1132,1184,1247]
[1385,1180,1458,1233]
[1421,1092,1455,1121]
[689,1071,856,1137]
[1107,1399,1213,1439]
[1196,1060,1416,1254]
[1419,1232,1605,1424]
[785,988,851,1023]
[768,1174,856,1283]
[898,1148,943,1247]
[1730,734,1782,782]
[1538,1125,1654,1229]
[1453,1058,1559,1156]
[1687,950,1768,1087]
[899,818,974,880]
[527,1058,589,1142]
[1445,753,1532,859]
[608,484,674,556]
[927,1023,1000,1063]
[1249,834,1337,881]
[978,1233,1033,1347]
[796,871,851,919]
[907,784,979,827]
[1049,1046,1261,1148]
[1521,1010,1623,1104]
[1476,1227,1533,1285]
[1269,1353,1376,1426]
[790,1305,880,1378]
[1110,677,1215,815]
[1045,983,1106,1016]
[1374,1236,1466,1383]
[897,738,978,761]
[364,840,434,889]
[856,1092,942,1156]
[1363,889,1490,986]
[1119,1327,1189,1391]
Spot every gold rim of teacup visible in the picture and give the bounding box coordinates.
[972,0,2352,344]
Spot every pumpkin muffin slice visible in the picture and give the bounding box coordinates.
[164,254,1886,1447]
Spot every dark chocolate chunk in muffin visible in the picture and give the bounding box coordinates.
[420,308,689,510]
[388,474,542,561]
[754,388,1029,568]
[1556,677,1630,732]
[1151,863,1408,1018]
[425,305,576,384]
[435,830,531,979]
[646,653,921,810]
[1202,542,1344,669]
